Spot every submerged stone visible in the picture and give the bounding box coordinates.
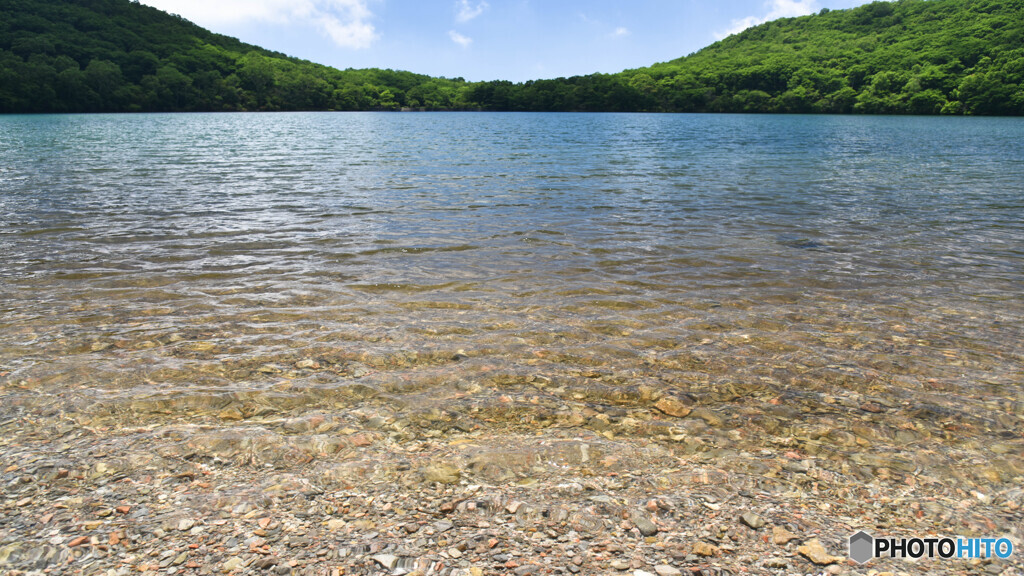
[797,539,843,565]
[654,397,692,418]
[422,463,461,484]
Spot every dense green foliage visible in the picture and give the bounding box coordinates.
[1,0,1022,114]
[633,0,1024,115]
[465,0,1024,115]
[0,0,467,112]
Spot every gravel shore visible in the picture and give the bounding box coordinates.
[2,351,1021,575]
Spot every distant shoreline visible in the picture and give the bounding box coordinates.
[2,0,1022,116]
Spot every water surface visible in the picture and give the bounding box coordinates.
[1,112,1022,491]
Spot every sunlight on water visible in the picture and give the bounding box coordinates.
[1,112,1022,496]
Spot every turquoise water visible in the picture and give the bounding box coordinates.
[3,113,1022,294]
[0,113,1022,482]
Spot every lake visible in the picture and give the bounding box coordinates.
[2,113,1021,391]
[0,112,1022,571]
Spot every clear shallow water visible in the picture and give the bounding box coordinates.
[0,112,1022,489]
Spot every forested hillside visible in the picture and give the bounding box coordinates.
[0,0,466,112]
[630,0,1024,114]
[1,0,1021,114]
[464,0,1023,114]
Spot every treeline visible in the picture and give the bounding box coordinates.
[0,0,467,112]
[1,0,1022,115]
[469,0,1024,115]
[632,0,1024,115]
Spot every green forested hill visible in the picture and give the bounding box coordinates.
[632,0,1024,114]
[1,0,1022,114]
[0,0,466,112]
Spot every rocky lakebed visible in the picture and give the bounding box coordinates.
[1,296,1022,576]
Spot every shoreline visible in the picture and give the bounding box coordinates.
[2,364,1022,575]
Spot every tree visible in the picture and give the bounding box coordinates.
[236,52,275,107]
[957,72,1016,114]
[84,59,124,108]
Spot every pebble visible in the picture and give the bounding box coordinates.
[689,407,724,427]
[772,525,797,545]
[654,397,691,418]
[422,463,461,484]
[631,515,658,537]
[740,512,764,529]
[372,554,399,570]
[654,565,682,576]
[692,542,719,557]
[797,539,844,565]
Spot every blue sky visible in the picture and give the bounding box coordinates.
[139,0,879,82]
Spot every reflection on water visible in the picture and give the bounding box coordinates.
[1,112,1022,494]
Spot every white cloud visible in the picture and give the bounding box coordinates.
[138,0,378,49]
[455,0,488,23]
[716,0,818,39]
[315,1,377,49]
[449,30,473,47]
[610,27,630,38]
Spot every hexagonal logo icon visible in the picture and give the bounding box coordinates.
[849,531,874,564]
